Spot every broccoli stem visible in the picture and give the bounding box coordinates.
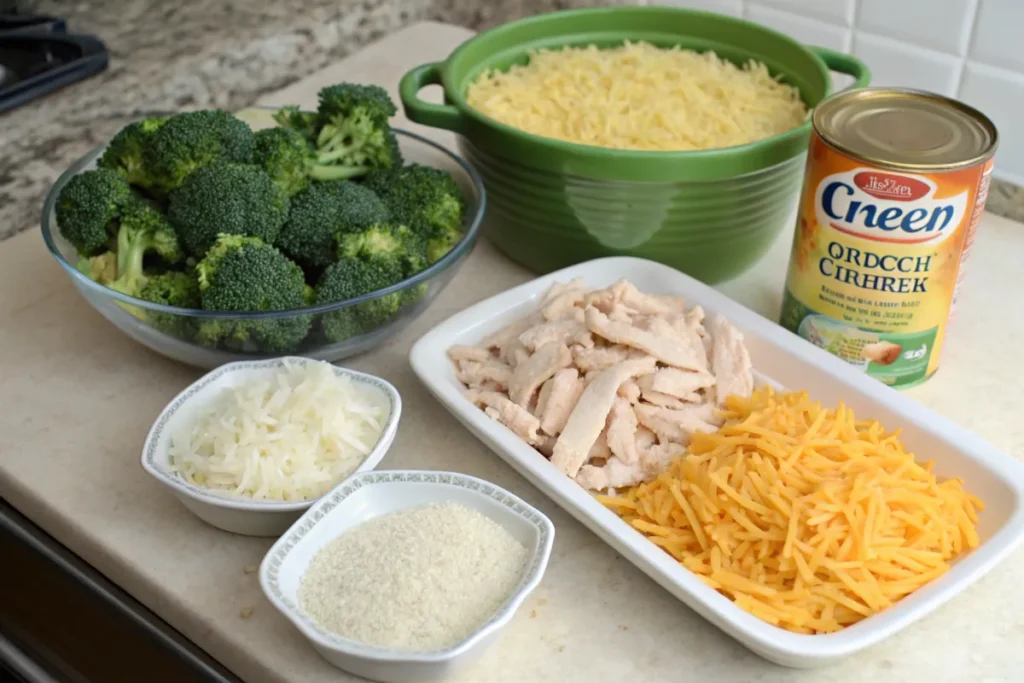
[316,124,339,149]
[309,111,386,180]
[112,226,169,296]
[317,144,361,163]
[308,164,368,181]
[116,224,134,275]
[114,232,150,294]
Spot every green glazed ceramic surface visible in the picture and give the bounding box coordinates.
[400,6,870,282]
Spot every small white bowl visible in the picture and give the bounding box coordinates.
[141,357,401,537]
[259,470,555,683]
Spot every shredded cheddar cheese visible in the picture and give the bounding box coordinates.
[465,42,808,151]
[598,387,984,634]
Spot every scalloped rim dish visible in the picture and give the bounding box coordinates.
[141,357,402,513]
[259,470,555,679]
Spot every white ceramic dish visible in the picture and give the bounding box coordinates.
[259,469,555,683]
[409,256,1024,668]
[141,357,401,537]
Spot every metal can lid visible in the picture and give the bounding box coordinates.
[813,87,998,171]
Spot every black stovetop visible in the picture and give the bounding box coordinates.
[0,12,108,113]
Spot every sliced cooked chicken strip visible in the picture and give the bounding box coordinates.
[640,442,687,475]
[467,390,541,444]
[608,303,638,323]
[639,388,700,409]
[456,359,513,390]
[635,426,657,452]
[572,346,631,373]
[550,356,656,477]
[539,368,584,436]
[684,305,705,334]
[481,312,545,350]
[508,342,572,407]
[535,376,556,418]
[576,439,687,491]
[535,434,557,457]
[634,403,721,444]
[499,339,531,368]
[583,286,616,313]
[648,316,708,372]
[606,398,640,464]
[618,379,641,403]
[542,287,591,321]
[447,344,494,363]
[576,456,644,491]
[643,366,715,398]
[706,314,754,406]
[519,317,593,352]
[588,428,612,460]
[542,278,587,303]
[614,280,685,316]
[585,307,705,371]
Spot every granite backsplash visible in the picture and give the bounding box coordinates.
[3,0,1020,243]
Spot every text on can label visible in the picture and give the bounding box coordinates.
[815,168,968,245]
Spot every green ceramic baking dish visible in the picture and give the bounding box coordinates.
[399,7,870,283]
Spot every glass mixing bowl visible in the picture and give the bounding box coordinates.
[41,127,486,369]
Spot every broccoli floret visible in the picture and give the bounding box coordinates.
[362,164,465,238]
[275,180,390,267]
[315,257,405,342]
[272,105,319,144]
[193,235,312,352]
[336,222,426,278]
[141,270,199,307]
[385,130,403,168]
[55,169,135,256]
[306,84,401,180]
[58,169,184,296]
[168,163,290,257]
[144,110,255,194]
[137,271,201,339]
[116,200,183,272]
[107,200,184,297]
[76,251,119,284]
[270,85,402,182]
[426,223,463,265]
[98,117,167,188]
[252,127,314,197]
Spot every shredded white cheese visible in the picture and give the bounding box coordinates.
[299,502,529,651]
[170,360,389,501]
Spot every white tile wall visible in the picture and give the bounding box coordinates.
[654,0,1024,185]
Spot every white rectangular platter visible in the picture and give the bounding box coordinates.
[409,256,1024,668]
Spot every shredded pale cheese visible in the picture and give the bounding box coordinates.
[466,41,808,151]
[598,387,984,633]
[170,360,389,501]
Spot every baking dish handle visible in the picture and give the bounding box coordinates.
[808,46,872,90]
[400,62,466,134]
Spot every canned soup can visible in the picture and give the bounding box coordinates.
[780,87,998,389]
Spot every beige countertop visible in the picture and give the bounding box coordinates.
[2,21,1023,683]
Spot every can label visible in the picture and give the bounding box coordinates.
[780,132,993,388]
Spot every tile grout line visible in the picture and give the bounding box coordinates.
[847,0,860,54]
[954,0,982,98]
